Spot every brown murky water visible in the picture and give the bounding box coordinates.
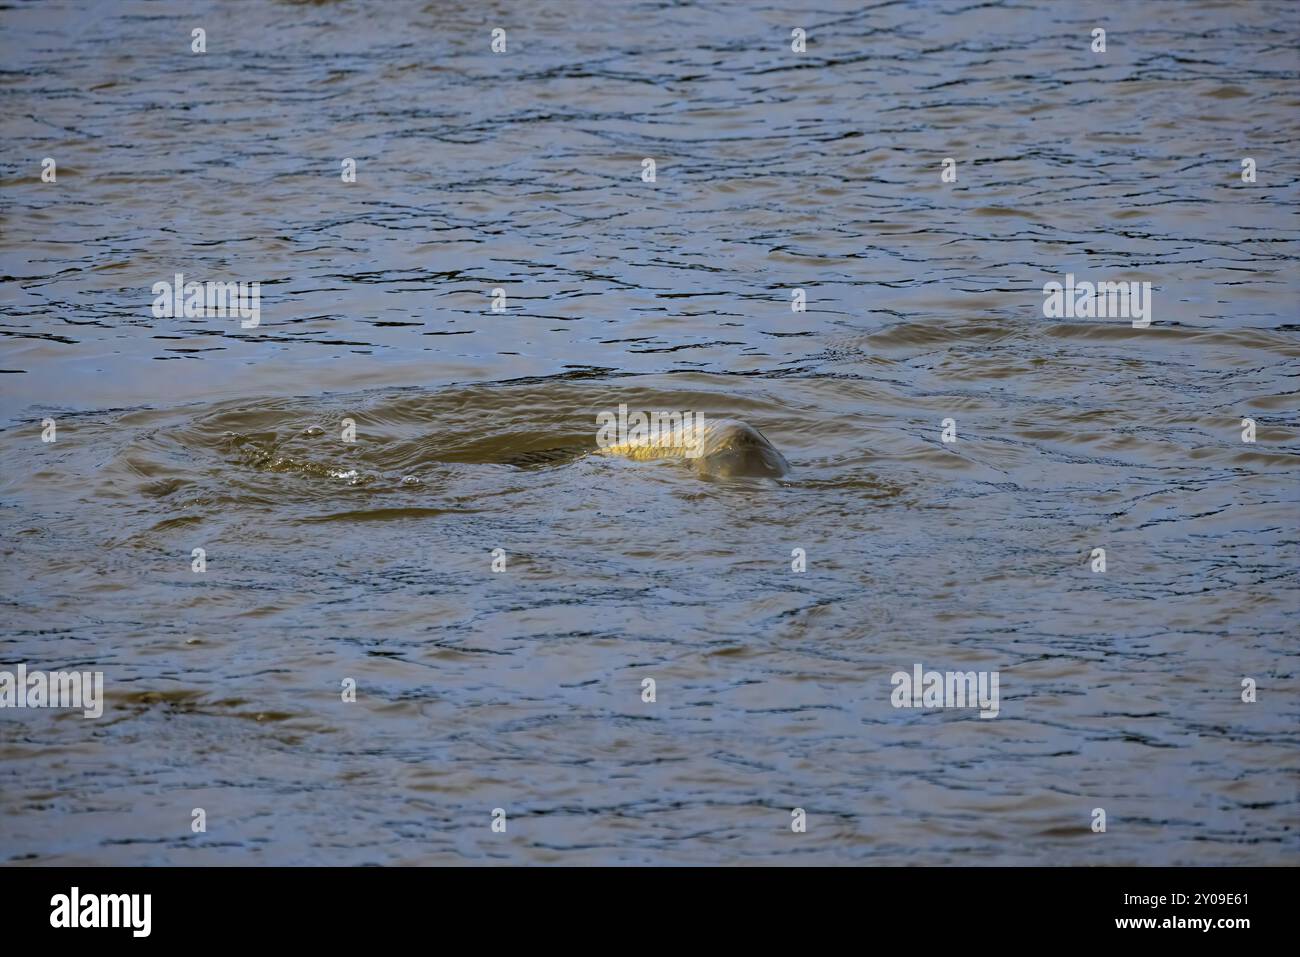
[1,0,1297,865]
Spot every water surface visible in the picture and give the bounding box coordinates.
[1,0,1297,864]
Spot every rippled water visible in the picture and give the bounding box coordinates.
[2,0,1298,865]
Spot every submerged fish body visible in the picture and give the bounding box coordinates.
[597,418,790,478]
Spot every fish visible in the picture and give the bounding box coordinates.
[596,418,790,478]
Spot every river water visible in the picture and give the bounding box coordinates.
[1,0,1297,865]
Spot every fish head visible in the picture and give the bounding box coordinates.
[694,421,790,478]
